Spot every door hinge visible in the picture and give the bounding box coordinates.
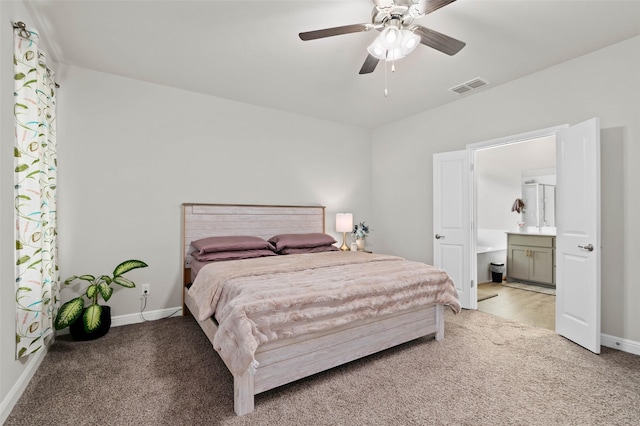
[471,279,475,288]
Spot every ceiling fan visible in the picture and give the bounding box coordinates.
[299,0,465,74]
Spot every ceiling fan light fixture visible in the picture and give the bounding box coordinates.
[380,26,401,49]
[387,47,404,62]
[367,29,419,61]
[400,30,420,54]
[368,40,407,61]
[367,41,387,60]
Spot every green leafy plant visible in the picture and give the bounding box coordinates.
[54,260,148,333]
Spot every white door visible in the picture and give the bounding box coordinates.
[433,150,473,309]
[555,118,601,353]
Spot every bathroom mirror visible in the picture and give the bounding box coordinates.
[522,169,556,228]
[522,183,555,227]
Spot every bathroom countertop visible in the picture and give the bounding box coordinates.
[507,228,556,236]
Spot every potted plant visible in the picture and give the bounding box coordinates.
[54,259,148,340]
[352,221,370,251]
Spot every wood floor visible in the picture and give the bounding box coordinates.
[477,282,555,331]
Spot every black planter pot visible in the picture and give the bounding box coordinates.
[69,306,111,341]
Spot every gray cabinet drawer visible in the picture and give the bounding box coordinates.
[508,234,555,248]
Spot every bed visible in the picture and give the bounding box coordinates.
[181,203,460,415]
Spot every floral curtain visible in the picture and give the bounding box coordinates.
[13,22,59,358]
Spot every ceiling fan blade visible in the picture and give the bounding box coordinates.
[417,0,458,15]
[412,25,466,56]
[359,54,380,75]
[299,24,372,41]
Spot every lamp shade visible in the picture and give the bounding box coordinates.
[336,213,353,232]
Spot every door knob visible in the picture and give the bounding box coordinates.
[435,234,445,239]
[577,244,594,252]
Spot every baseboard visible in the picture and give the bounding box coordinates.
[0,346,48,425]
[110,306,183,327]
[601,333,640,356]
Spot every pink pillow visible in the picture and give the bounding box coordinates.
[191,236,274,254]
[191,249,276,262]
[268,233,337,252]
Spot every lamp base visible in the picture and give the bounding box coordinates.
[339,232,350,251]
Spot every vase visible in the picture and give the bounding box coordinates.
[69,306,112,341]
[356,239,366,251]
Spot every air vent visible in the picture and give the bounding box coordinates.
[449,77,490,95]
[450,85,472,95]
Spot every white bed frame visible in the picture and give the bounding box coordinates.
[182,203,444,415]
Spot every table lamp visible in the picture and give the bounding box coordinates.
[335,213,353,251]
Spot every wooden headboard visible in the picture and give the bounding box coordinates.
[181,202,326,286]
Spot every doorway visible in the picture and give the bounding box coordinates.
[474,136,557,329]
[434,119,601,352]
[470,119,602,355]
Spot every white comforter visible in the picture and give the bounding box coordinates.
[188,251,460,375]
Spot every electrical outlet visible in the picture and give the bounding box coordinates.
[142,283,150,297]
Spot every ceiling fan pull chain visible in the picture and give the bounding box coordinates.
[391,50,396,73]
[384,55,388,97]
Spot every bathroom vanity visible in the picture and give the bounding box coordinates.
[506,231,555,287]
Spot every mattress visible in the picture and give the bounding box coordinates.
[188,251,460,375]
[189,258,210,278]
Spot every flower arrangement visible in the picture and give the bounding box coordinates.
[352,221,370,240]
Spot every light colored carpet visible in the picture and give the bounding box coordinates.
[503,281,556,296]
[6,310,639,425]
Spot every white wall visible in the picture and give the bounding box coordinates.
[55,65,372,318]
[372,36,640,343]
[476,137,556,231]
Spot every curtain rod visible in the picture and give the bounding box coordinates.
[12,21,61,88]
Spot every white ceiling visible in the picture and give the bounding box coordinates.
[25,0,640,129]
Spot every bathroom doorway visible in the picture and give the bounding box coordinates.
[473,134,557,328]
[435,119,602,351]
[475,137,556,281]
